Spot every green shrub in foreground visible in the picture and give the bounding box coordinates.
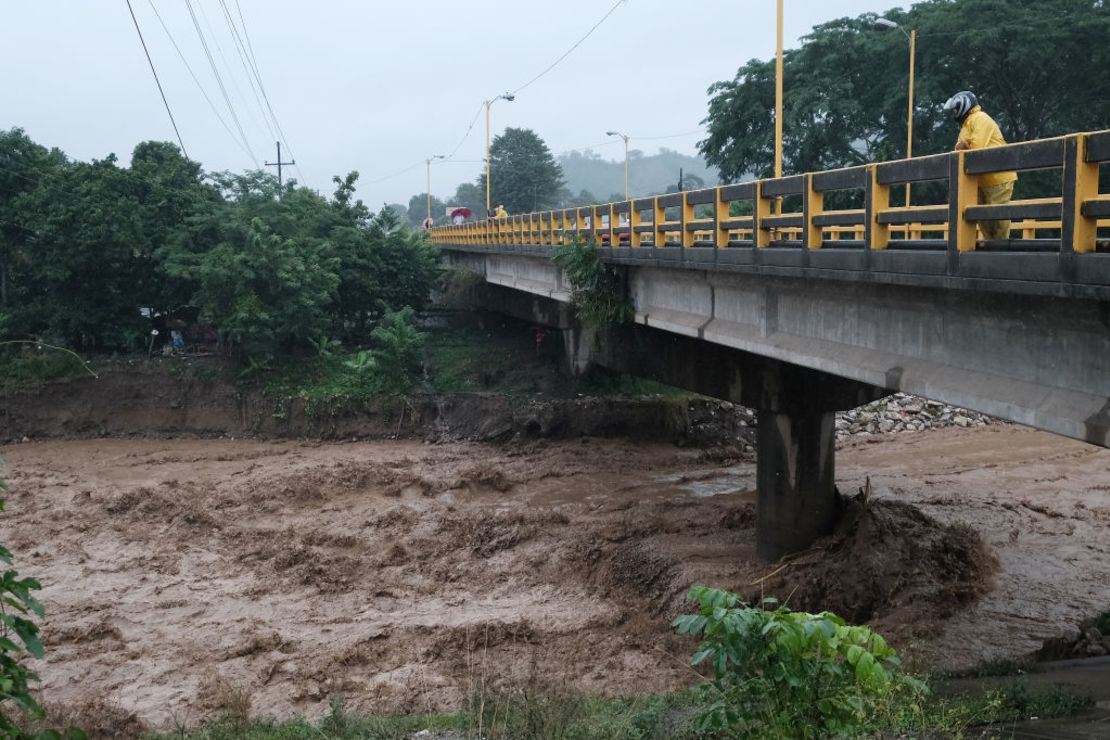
[673,585,926,738]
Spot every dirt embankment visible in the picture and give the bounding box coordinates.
[4,426,1106,732]
[0,366,750,446]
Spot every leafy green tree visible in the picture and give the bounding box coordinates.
[11,154,153,348]
[369,306,424,392]
[0,129,66,315]
[2,130,440,358]
[188,218,339,356]
[362,208,440,315]
[476,127,564,214]
[700,0,1110,182]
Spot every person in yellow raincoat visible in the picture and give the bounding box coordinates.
[944,90,1018,241]
[493,204,508,219]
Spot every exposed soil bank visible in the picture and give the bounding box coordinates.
[0,366,750,446]
[2,426,1108,731]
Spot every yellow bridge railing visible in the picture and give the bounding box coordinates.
[429,130,1110,255]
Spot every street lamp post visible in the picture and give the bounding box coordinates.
[606,131,631,200]
[485,93,515,215]
[425,154,445,226]
[876,17,916,206]
[775,0,784,181]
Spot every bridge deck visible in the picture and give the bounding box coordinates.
[431,130,1110,300]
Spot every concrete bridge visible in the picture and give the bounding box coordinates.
[431,130,1110,559]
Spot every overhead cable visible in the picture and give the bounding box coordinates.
[215,0,277,141]
[361,160,425,185]
[635,128,707,141]
[445,102,486,161]
[145,0,252,161]
[184,0,259,166]
[194,0,266,143]
[221,0,309,186]
[508,0,626,96]
[125,0,189,157]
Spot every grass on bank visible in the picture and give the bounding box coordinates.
[162,692,685,740]
[145,678,1092,740]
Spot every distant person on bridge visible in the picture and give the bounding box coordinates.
[493,204,508,219]
[944,90,1018,241]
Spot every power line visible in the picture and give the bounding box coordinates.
[144,0,253,161]
[222,0,310,187]
[412,1,626,184]
[508,0,626,96]
[445,102,485,161]
[635,128,707,141]
[184,0,259,166]
[234,0,264,81]
[361,160,426,186]
[124,0,189,157]
[215,0,277,142]
[195,0,266,143]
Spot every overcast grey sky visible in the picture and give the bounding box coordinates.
[2,1,904,206]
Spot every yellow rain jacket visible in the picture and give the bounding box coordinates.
[956,106,1018,188]
[494,205,508,219]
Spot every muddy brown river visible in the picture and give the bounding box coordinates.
[1,425,1108,728]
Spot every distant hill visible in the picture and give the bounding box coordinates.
[558,147,719,200]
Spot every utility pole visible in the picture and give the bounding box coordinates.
[606,130,631,200]
[484,93,515,215]
[425,154,445,227]
[265,140,295,195]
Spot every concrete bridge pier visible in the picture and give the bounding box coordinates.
[746,358,876,560]
[755,405,836,561]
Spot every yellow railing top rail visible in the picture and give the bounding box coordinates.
[430,128,1109,254]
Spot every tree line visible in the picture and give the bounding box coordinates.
[0,129,438,357]
[699,0,1110,185]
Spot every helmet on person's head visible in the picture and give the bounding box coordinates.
[944,91,979,123]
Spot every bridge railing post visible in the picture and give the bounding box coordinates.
[714,186,733,249]
[652,196,665,249]
[630,199,644,248]
[1062,133,1100,255]
[754,181,772,248]
[948,151,978,259]
[614,201,630,247]
[866,164,890,250]
[573,207,585,244]
[802,173,824,249]
[681,191,695,248]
